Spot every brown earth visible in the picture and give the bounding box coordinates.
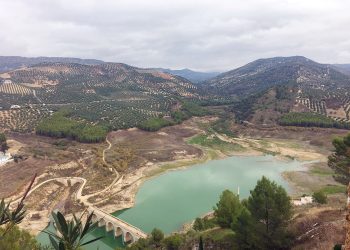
[105,121,202,172]
[231,124,349,150]
[292,203,346,250]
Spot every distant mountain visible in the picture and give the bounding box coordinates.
[203,56,350,97]
[331,64,350,76]
[155,68,220,83]
[0,56,104,73]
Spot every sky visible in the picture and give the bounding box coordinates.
[0,0,349,71]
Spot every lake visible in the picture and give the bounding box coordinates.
[37,154,306,249]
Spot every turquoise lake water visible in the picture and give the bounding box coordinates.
[37,154,306,249]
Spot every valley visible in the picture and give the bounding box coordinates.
[0,55,349,249]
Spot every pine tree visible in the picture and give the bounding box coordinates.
[214,190,242,228]
[328,134,350,184]
[247,176,293,249]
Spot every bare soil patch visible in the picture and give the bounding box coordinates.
[106,121,202,172]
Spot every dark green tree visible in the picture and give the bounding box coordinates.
[151,228,164,246]
[328,134,350,184]
[231,208,256,250]
[247,176,293,249]
[0,133,8,153]
[199,236,204,250]
[162,234,182,250]
[214,190,242,228]
[193,218,204,231]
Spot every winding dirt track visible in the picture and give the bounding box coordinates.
[12,136,122,208]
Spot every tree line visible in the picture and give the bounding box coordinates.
[279,112,350,129]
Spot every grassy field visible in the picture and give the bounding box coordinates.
[188,134,244,153]
[318,185,347,195]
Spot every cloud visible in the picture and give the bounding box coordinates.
[0,0,349,71]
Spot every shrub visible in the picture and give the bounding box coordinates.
[312,191,327,204]
[0,226,40,250]
[151,228,164,244]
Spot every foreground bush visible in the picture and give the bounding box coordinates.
[0,226,41,250]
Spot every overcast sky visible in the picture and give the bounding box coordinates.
[0,0,349,71]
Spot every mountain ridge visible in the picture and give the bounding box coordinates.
[0,56,105,73]
[202,56,350,97]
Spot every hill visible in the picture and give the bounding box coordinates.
[203,56,350,97]
[155,68,220,83]
[0,56,104,73]
[202,56,350,126]
[0,62,198,132]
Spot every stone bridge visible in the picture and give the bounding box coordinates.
[88,206,148,244]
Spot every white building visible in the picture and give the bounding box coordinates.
[292,196,313,206]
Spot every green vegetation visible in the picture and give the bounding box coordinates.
[150,228,164,247]
[188,134,243,153]
[318,185,347,195]
[162,234,183,250]
[0,226,42,250]
[0,198,26,236]
[229,91,266,122]
[210,118,236,137]
[170,111,189,124]
[242,176,293,249]
[193,217,216,231]
[0,133,8,153]
[328,133,350,184]
[181,101,209,117]
[138,101,210,131]
[138,117,174,131]
[312,191,327,204]
[36,111,108,143]
[279,112,350,129]
[46,211,102,250]
[214,190,242,228]
[0,202,49,250]
[310,165,335,176]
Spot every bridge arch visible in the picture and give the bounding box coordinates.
[98,218,106,227]
[106,222,114,232]
[115,227,123,237]
[91,214,98,223]
[124,232,134,243]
